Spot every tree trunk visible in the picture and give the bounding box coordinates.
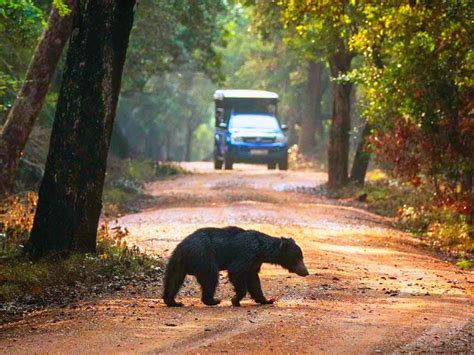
[287,116,299,147]
[298,60,324,154]
[28,0,137,258]
[185,122,193,162]
[0,0,76,196]
[350,122,372,185]
[328,52,353,190]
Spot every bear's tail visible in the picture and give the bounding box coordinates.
[163,251,186,306]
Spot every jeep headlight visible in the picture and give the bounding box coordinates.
[275,134,287,144]
[230,135,244,143]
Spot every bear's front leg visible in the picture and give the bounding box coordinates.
[229,272,248,306]
[248,271,274,305]
[196,268,221,306]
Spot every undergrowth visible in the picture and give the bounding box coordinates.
[337,170,473,267]
[288,145,326,171]
[0,194,164,303]
[103,159,187,211]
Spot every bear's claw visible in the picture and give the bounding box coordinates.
[203,298,221,306]
[257,298,275,305]
[164,300,184,307]
[231,296,241,307]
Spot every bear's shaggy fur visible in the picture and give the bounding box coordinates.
[163,226,309,307]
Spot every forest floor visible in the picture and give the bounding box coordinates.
[0,162,473,354]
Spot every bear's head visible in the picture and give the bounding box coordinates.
[279,237,309,277]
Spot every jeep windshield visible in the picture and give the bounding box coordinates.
[229,114,280,131]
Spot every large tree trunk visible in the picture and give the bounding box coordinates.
[298,61,324,154]
[28,0,137,258]
[328,52,353,189]
[0,1,76,196]
[350,122,372,185]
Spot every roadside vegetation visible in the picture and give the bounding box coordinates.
[334,170,473,268]
[0,159,185,313]
[103,159,187,214]
[0,194,164,319]
[289,147,473,268]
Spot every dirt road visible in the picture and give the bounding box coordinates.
[1,162,473,354]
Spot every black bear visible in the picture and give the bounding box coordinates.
[163,226,309,307]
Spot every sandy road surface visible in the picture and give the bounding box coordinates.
[1,162,473,354]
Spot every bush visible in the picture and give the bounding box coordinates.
[103,159,187,208]
[0,193,37,256]
[338,174,474,263]
[0,194,164,303]
[288,145,325,171]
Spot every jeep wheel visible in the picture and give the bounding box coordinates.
[278,159,288,171]
[267,163,276,170]
[214,158,223,170]
[224,159,233,170]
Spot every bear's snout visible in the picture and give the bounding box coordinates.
[294,260,309,277]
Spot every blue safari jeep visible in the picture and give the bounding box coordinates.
[213,90,288,170]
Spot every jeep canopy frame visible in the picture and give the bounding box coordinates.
[214,89,279,127]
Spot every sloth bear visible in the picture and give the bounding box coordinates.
[163,226,309,307]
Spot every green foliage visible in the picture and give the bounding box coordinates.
[352,1,474,216]
[269,0,362,59]
[124,0,227,90]
[0,0,44,39]
[456,258,472,270]
[0,0,44,120]
[220,5,307,126]
[52,0,70,16]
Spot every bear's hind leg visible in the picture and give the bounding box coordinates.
[163,258,186,307]
[196,265,221,306]
[248,271,274,305]
[229,272,248,307]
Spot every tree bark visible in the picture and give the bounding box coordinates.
[28,0,137,258]
[298,61,324,154]
[184,121,193,162]
[328,52,353,190]
[350,122,372,185]
[0,0,76,196]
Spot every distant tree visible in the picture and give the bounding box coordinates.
[221,6,306,137]
[0,0,76,196]
[298,60,325,153]
[252,0,364,188]
[350,121,371,185]
[244,2,328,154]
[123,0,227,92]
[28,0,137,257]
[110,0,228,162]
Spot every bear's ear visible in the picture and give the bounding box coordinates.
[280,237,291,250]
